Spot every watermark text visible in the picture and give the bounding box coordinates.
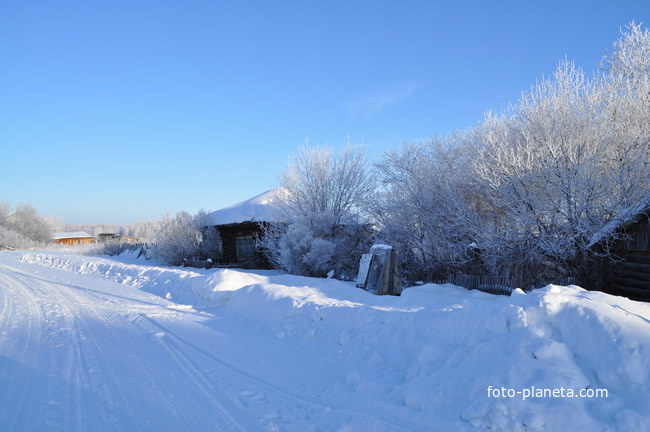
[487,386,608,400]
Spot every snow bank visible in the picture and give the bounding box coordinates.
[14,249,213,306]
[7,249,650,431]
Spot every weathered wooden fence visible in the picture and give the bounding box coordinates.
[448,273,513,296]
[448,273,594,297]
[103,242,147,256]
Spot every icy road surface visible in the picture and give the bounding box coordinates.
[2,250,650,431]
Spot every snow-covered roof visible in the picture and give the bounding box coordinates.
[587,194,650,248]
[207,189,285,226]
[52,231,94,240]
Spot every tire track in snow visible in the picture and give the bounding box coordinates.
[0,261,255,431]
[150,330,252,431]
[7,267,200,430]
[141,314,412,431]
[56,283,266,430]
[1,266,114,430]
[52,279,235,431]
[50,287,128,431]
[0,268,49,431]
[0,264,173,430]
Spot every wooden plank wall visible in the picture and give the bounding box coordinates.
[215,222,270,269]
[55,238,95,246]
[611,216,650,301]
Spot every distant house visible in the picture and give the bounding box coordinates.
[52,231,95,246]
[3,211,19,224]
[589,196,650,301]
[207,189,284,268]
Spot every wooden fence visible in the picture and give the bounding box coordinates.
[448,273,594,297]
[448,273,514,296]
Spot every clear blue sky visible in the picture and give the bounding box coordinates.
[1,0,648,224]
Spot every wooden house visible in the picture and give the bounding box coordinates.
[207,189,284,268]
[609,209,650,301]
[52,231,95,246]
[589,196,650,301]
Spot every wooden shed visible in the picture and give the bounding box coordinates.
[52,231,95,246]
[610,212,650,301]
[206,189,284,268]
[216,221,269,268]
[590,197,650,301]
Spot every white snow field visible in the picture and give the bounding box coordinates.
[1,250,649,431]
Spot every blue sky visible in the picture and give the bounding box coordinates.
[1,0,648,224]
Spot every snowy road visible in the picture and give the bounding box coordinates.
[0,259,253,430]
[0,256,413,432]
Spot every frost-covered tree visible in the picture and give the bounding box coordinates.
[2,203,52,243]
[127,220,163,243]
[260,143,374,278]
[374,136,483,282]
[370,22,649,287]
[470,24,650,284]
[0,202,10,221]
[601,21,649,86]
[280,144,375,225]
[43,216,64,232]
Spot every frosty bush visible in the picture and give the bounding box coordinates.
[260,143,374,279]
[269,212,371,278]
[0,202,52,249]
[0,225,34,249]
[194,210,223,260]
[374,136,483,282]
[146,210,221,266]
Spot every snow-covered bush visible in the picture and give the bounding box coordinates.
[0,225,35,249]
[269,212,371,279]
[0,202,52,248]
[146,210,221,266]
[260,143,374,279]
[194,210,223,260]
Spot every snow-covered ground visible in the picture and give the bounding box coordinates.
[1,249,649,431]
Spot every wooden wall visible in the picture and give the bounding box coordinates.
[55,237,95,246]
[216,222,270,269]
[610,214,650,301]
